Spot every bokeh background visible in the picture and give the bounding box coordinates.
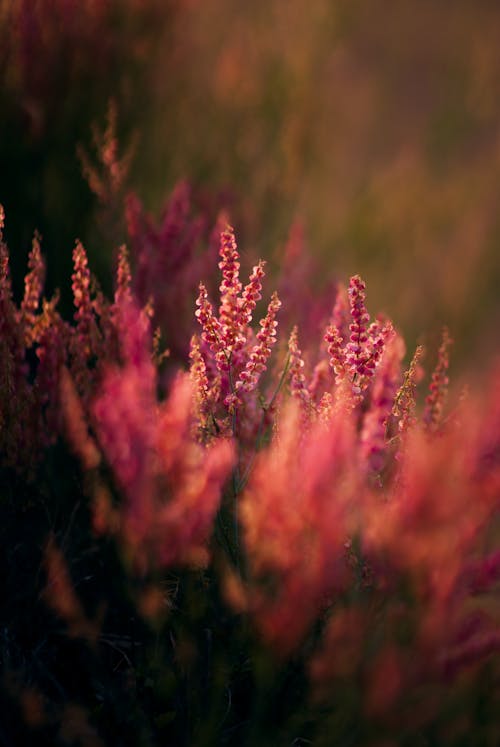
[1,0,499,372]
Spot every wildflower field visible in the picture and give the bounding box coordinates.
[1,2,499,745]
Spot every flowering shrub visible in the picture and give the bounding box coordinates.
[0,198,499,745]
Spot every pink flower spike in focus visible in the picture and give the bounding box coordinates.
[288,325,312,411]
[345,274,370,393]
[218,225,243,351]
[325,323,346,385]
[195,282,227,371]
[238,260,266,331]
[236,291,281,394]
[189,334,211,430]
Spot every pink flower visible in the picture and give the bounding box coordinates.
[360,328,403,474]
[71,240,92,334]
[423,327,452,430]
[235,291,281,395]
[92,302,234,570]
[195,282,227,371]
[237,400,357,655]
[20,233,45,345]
[324,322,346,385]
[189,334,211,431]
[238,260,265,331]
[218,225,243,351]
[345,274,370,389]
[392,344,425,435]
[287,325,311,411]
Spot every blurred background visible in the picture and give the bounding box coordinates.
[1,0,499,371]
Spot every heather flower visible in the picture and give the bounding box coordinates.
[78,99,134,207]
[392,344,424,434]
[343,274,392,400]
[114,243,132,307]
[71,240,92,335]
[238,259,265,330]
[0,207,18,340]
[2,190,500,741]
[308,359,330,403]
[189,334,211,432]
[363,418,495,604]
[68,239,102,401]
[360,328,403,474]
[92,302,234,570]
[330,282,349,343]
[276,220,337,343]
[20,233,45,345]
[194,225,283,430]
[345,274,370,390]
[365,317,389,376]
[125,183,218,360]
[218,225,243,351]
[195,282,227,370]
[317,391,333,423]
[0,207,38,470]
[93,355,156,550]
[287,325,312,411]
[324,322,346,385]
[237,400,357,655]
[235,291,281,395]
[423,327,452,430]
[155,375,234,567]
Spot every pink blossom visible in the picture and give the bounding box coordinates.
[238,400,357,655]
[288,325,312,411]
[345,274,370,389]
[360,329,403,474]
[324,322,346,385]
[20,233,45,345]
[424,327,453,430]
[235,291,281,394]
[92,303,234,570]
[238,260,265,330]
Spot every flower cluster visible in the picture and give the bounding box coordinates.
[92,319,234,569]
[1,203,499,745]
[193,225,282,441]
[233,400,358,655]
[126,183,221,359]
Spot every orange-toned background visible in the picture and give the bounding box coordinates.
[1,0,499,371]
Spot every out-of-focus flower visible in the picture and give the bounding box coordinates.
[423,326,452,430]
[360,327,403,474]
[92,301,234,570]
[236,400,357,656]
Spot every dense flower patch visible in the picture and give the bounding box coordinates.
[0,199,499,745]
